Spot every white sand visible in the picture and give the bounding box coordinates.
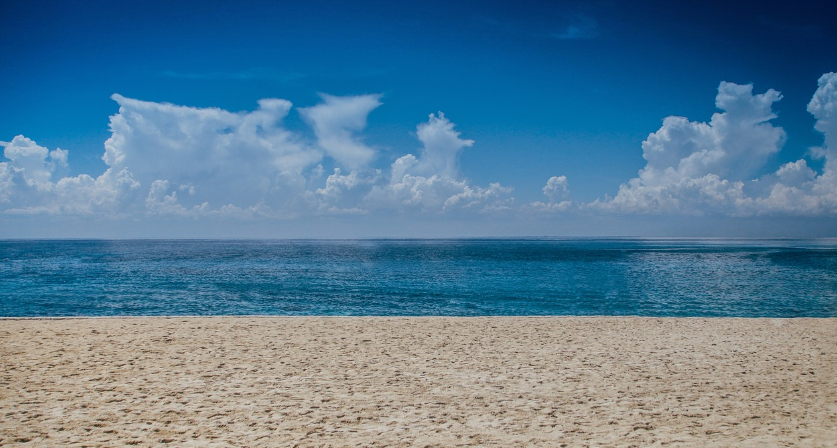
[1,317,835,447]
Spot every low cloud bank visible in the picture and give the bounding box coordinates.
[1,96,511,218]
[2,73,836,225]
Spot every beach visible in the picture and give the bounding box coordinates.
[1,317,835,447]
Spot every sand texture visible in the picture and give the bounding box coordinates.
[1,317,835,447]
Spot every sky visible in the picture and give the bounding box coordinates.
[1,0,836,238]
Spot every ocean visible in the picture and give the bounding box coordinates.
[1,239,835,317]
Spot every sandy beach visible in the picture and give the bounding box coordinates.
[1,317,835,447]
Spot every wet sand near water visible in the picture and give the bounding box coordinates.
[1,317,835,447]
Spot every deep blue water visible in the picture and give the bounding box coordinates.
[1,239,836,317]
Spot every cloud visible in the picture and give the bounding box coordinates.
[442,181,514,212]
[2,95,511,219]
[591,74,837,216]
[1,136,65,186]
[543,175,570,202]
[408,112,474,178]
[366,112,512,213]
[369,173,512,212]
[105,94,320,214]
[304,168,383,214]
[299,94,382,170]
[529,175,572,212]
[745,72,837,215]
[0,135,140,214]
[8,73,832,228]
[51,169,140,215]
[145,179,207,216]
[642,82,785,181]
[809,72,837,170]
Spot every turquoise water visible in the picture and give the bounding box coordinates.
[1,239,835,317]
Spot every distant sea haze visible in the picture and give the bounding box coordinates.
[1,239,835,318]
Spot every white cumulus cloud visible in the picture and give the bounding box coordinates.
[105,94,317,214]
[591,75,837,216]
[808,72,837,171]
[529,175,572,212]
[0,135,139,214]
[304,168,383,214]
[2,95,512,220]
[2,135,64,186]
[744,72,837,215]
[406,112,474,178]
[366,112,513,213]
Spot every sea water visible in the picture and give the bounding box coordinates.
[1,239,835,317]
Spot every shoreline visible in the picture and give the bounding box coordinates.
[2,316,835,446]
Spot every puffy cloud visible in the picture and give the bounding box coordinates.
[299,94,382,170]
[2,135,64,186]
[442,181,513,212]
[305,168,383,214]
[105,94,317,213]
[529,175,572,212]
[6,74,837,225]
[744,72,837,215]
[145,179,207,216]
[2,95,511,219]
[543,175,570,202]
[0,158,139,216]
[0,136,139,214]
[48,169,140,215]
[808,72,837,171]
[595,174,747,215]
[641,82,785,182]
[300,111,511,214]
[405,112,474,178]
[369,173,512,212]
[367,112,512,213]
[592,76,837,216]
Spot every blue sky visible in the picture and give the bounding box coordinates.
[1,0,836,237]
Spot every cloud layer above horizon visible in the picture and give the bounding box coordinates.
[0,93,513,218]
[2,72,836,223]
